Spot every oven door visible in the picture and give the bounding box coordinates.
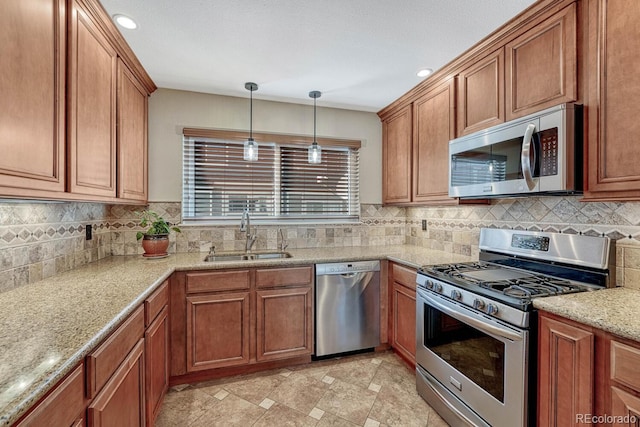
[416,287,529,427]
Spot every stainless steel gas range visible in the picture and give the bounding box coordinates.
[415,228,614,427]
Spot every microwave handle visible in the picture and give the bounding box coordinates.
[521,123,537,190]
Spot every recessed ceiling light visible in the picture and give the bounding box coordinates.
[113,14,137,30]
[417,68,433,78]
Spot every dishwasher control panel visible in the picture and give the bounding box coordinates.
[316,261,380,275]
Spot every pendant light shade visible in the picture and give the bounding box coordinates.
[308,90,322,164]
[244,82,259,161]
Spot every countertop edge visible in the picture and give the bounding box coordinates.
[533,287,640,343]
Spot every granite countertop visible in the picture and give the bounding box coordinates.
[533,287,640,342]
[0,244,472,425]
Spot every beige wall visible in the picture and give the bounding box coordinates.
[147,88,382,203]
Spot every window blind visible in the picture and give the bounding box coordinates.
[182,133,360,222]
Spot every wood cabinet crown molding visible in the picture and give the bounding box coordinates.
[377,0,575,120]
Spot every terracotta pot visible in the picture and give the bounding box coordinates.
[141,234,169,257]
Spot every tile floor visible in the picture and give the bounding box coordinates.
[155,351,450,426]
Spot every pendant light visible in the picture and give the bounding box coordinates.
[243,82,259,161]
[308,90,322,164]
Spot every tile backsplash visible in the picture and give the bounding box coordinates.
[2,196,640,292]
[405,196,640,289]
[0,202,110,292]
[108,203,407,255]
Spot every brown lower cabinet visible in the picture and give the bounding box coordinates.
[538,310,640,426]
[15,363,85,427]
[389,262,417,366]
[186,291,251,370]
[172,266,314,378]
[15,280,170,427]
[538,312,594,426]
[256,286,313,362]
[88,339,145,427]
[143,280,169,426]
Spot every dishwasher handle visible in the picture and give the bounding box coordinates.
[315,261,381,275]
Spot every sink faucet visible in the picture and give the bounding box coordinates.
[278,228,288,252]
[240,209,257,252]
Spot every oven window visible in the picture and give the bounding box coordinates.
[423,304,505,403]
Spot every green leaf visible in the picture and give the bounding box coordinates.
[136,231,144,240]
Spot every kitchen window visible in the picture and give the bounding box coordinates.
[182,128,360,223]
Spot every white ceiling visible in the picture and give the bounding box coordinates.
[100,0,537,112]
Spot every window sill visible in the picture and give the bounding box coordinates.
[179,218,361,227]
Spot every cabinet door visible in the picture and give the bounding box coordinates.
[505,3,577,120]
[538,313,593,427]
[391,281,416,366]
[16,363,84,427]
[68,0,117,197]
[610,387,640,425]
[117,59,148,202]
[88,339,145,427]
[585,0,640,200]
[256,286,313,362]
[0,0,66,195]
[457,48,505,136]
[382,105,412,204]
[144,306,168,427]
[412,78,456,204]
[186,292,250,371]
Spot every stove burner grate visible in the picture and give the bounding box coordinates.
[480,277,583,298]
[421,261,588,301]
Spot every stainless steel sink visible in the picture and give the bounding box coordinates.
[204,251,292,262]
[250,252,292,260]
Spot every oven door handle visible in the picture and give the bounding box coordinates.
[521,123,537,191]
[419,289,523,342]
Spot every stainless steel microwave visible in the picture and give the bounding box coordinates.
[448,103,582,198]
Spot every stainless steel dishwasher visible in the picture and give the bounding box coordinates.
[315,261,380,357]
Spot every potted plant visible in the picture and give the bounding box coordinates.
[135,210,181,257]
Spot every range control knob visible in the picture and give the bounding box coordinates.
[434,283,443,293]
[486,304,499,315]
[451,290,462,301]
[473,299,485,310]
[426,280,434,290]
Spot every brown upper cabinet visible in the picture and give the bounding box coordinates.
[0,0,66,197]
[413,78,457,204]
[0,0,155,203]
[505,3,577,120]
[457,48,505,137]
[117,59,149,202]
[382,105,413,204]
[381,77,458,206]
[68,0,118,198]
[379,0,583,205]
[584,0,640,201]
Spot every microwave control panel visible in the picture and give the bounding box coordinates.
[539,128,558,176]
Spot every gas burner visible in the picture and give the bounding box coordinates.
[423,262,490,277]
[480,275,582,299]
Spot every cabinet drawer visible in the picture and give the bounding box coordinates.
[185,270,250,293]
[17,363,84,427]
[145,280,168,326]
[391,263,416,290]
[87,305,144,398]
[611,340,640,390]
[256,266,313,288]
